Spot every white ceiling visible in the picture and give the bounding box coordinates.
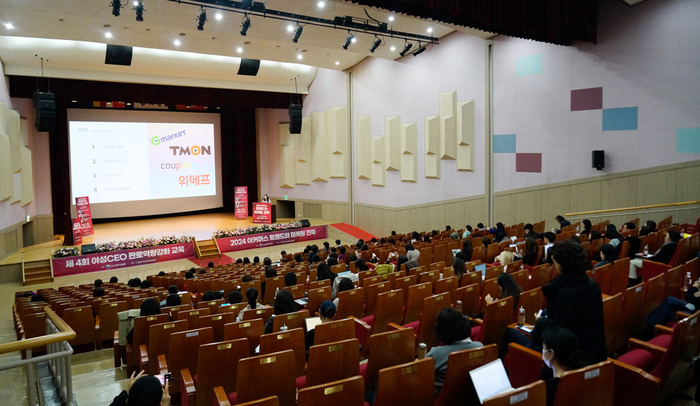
[0,0,494,92]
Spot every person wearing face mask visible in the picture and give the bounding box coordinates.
[541,327,582,406]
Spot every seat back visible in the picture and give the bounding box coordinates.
[478,297,513,346]
[554,361,614,406]
[168,327,214,382]
[375,358,434,406]
[455,283,481,318]
[131,313,169,367]
[218,303,247,318]
[235,350,296,406]
[602,292,623,355]
[418,270,439,291]
[197,299,225,315]
[529,264,551,290]
[418,246,433,268]
[372,290,405,335]
[273,310,310,332]
[336,288,365,319]
[609,258,630,295]
[394,275,418,303]
[223,318,264,356]
[99,301,127,342]
[611,284,645,353]
[433,244,447,264]
[259,328,306,377]
[484,265,504,281]
[435,344,498,406]
[485,244,499,264]
[481,279,501,310]
[435,276,458,304]
[516,287,544,325]
[404,282,432,324]
[176,307,211,329]
[510,269,529,292]
[307,287,332,316]
[263,276,285,305]
[242,306,274,323]
[314,318,355,346]
[664,265,685,298]
[365,281,392,316]
[63,305,95,347]
[362,276,384,295]
[686,257,699,282]
[239,280,262,299]
[195,338,249,406]
[417,292,452,349]
[309,279,331,291]
[198,312,236,342]
[364,328,416,394]
[147,319,189,374]
[653,311,700,401]
[297,376,364,406]
[483,380,546,406]
[306,338,360,387]
[459,270,482,288]
[642,273,666,320]
[592,263,612,295]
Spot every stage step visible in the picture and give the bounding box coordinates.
[195,239,221,260]
[23,259,53,286]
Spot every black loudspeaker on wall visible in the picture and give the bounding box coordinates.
[300,219,311,228]
[81,244,97,255]
[289,103,302,134]
[237,58,261,76]
[592,150,605,170]
[32,92,56,132]
[105,44,133,66]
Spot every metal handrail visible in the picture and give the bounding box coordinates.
[566,200,700,217]
[0,307,75,355]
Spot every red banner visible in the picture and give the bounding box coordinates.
[235,187,248,219]
[216,226,326,253]
[72,218,83,246]
[52,242,195,277]
[252,202,272,224]
[75,196,94,236]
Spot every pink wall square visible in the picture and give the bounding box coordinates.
[515,153,542,173]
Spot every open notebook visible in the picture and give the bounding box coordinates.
[469,359,514,404]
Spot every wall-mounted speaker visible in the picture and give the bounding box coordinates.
[81,244,97,255]
[32,92,55,132]
[300,219,311,228]
[105,44,133,66]
[237,58,261,76]
[289,103,302,134]
[592,150,605,170]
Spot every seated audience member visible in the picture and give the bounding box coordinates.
[524,223,538,240]
[293,254,303,264]
[482,237,493,248]
[263,257,272,267]
[201,291,216,301]
[335,239,342,248]
[305,300,336,356]
[450,231,459,239]
[109,276,119,283]
[165,294,182,308]
[588,230,602,242]
[462,225,473,239]
[521,236,538,266]
[311,254,322,264]
[621,222,636,234]
[338,246,347,261]
[426,308,483,396]
[157,271,166,276]
[228,290,243,305]
[422,234,431,243]
[93,287,105,297]
[452,258,467,284]
[542,327,582,406]
[160,285,179,307]
[644,278,700,334]
[629,230,681,280]
[460,238,474,262]
[411,231,421,243]
[334,278,355,306]
[198,269,206,275]
[264,290,295,334]
[593,244,617,272]
[492,222,507,242]
[604,224,623,248]
[208,261,215,269]
[243,257,251,264]
[284,272,297,287]
[127,298,161,344]
[477,223,485,229]
[110,371,170,406]
[140,280,153,289]
[567,235,582,245]
[555,215,572,232]
[394,254,409,273]
[494,250,515,267]
[253,256,260,264]
[579,219,592,236]
[486,273,522,312]
[95,279,103,288]
[308,245,320,263]
[129,278,142,288]
[31,293,45,303]
[185,272,194,280]
[241,274,253,283]
[323,241,331,252]
[638,220,657,237]
[406,244,420,262]
[235,258,243,264]
[236,288,261,322]
[327,257,339,268]
[317,263,337,287]
[260,266,278,298]
[391,231,397,236]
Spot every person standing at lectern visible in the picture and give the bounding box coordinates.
[261,194,271,203]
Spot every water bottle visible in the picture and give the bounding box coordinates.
[417,343,427,359]
[644,245,649,256]
[684,272,692,291]
[280,324,288,332]
[520,262,525,271]
[455,300,463,313]
[518,306,526,326]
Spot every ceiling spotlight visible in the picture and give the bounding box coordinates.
[388,16,394,22]
[173,39,181,46]
[317,1,325,8]
[197,6,207,31]
[236,47,243,53]
[4,22,14,29]
[369,36,381,53]
[215,13,223,20]
[287,24,294,32]
[297,54,303,60]
[240,15,251,36]
[351,37,357,43]
[335,61,340,65]
[412,43,426,56]
[133,0,144,22]
[342,32,354,50]
[390,45,396,51]
[111,0,121,17]
[292,24,303,43]
[399,41,413,57]
[427,27,433,33]
[105,32,112,38]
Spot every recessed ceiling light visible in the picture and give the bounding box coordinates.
[4,23,14,30]
[287,24,294,32]
[390,46,396,51]
[427,27,433,33]
[173,39,181,46]
[351,37,357,43]
[236,47,243,53]
[297,54,303,60]
[132,0,138,6]
[105,32,112,38]
[317,1,325,8]
[215,13,222,20]
[335,61,340,65]
[388,16,394,22]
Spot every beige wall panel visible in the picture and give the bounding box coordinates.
[400,123,417,182]
[637,171,676,206]
[515,190,542,224]
[311,112,329,182]
[384,115,401,171]
[321,203,333,221]
[278,124,296,188]
[0,102,7,134]
[20,147,34,206]
[675,166,700,203]
[569,182,601,214]
[425,115,441,178]
[371,136,385,187]
[493,194,517,226]
[382,209,397,237]
[411,207,429,233]
[601,176,637,210]
[541,186,570,230]
[465,199,486,227]
[456,100,475,171]
[356,115,372,180]
[0,133,11,201]
[327,106,347,178]
[35,215,54,244]
[446,201,466,230]
[439,91,456,160]
[355,205,369,232]
[396,210,412,234]
[295,117,311,185]
[369,207,383,237]
[7,108,22,174]
[428,205,447,231]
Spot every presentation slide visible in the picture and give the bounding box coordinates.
[69,121,216,203]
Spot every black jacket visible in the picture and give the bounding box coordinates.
[650,242,677,265]
[539,272,607,365]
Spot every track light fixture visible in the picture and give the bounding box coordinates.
[111,0,122,17]
[412,43,426,57]
[197,6,207,31]
[399,41,413,57]
[133,0,144,22]
[292,24,303,43]
[240,14,251,36]
[369,36,382,53]
[342,32,355,50]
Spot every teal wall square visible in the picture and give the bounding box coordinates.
[677,128,700,153]
[516,54,543,77]
[603,107,638,131]
[494,134,516,153]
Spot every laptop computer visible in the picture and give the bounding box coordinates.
[451,249,461,258]
[469,359,514,404]
[474,263,487,273]
[305,316,322,331]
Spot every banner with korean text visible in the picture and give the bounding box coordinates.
[234,187,248,219]
[216,225,326,253]
[75,196,94,236]
[72,218,83,246]
[52,242,195,277]
[252,202,272,224]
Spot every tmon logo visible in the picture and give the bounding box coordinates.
[169,146,211,155]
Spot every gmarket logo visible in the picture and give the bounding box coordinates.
[151,136,161,145]
[152,130,187,146]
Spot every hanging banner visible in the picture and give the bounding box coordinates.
[72,218,83,246]
[216,226,326,253]
[234,186,248,219]
[252,202,272,224]
[75,196,94,236]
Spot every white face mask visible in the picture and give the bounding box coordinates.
[543,348,554,369]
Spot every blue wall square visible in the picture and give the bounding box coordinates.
[677,128,700,153]
[494,134,516,153]
[602,107,638,131]
[516,54,543,77]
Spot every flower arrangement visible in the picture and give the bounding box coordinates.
[213,222,303,239]
[53,247,80,258]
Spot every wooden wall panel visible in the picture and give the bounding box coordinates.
[601,176,636,209]
[446,201,466,230]
[465,199,487,227]
[569,182,601,214]
[428,205,447,232]
[396,209,412,235]
[356,115,371,180]
[493,194,517,226]
[637,171,676,205]
[411,207,429,232]
[384,115,401,171]
[676,166,700,203]
[515,190,542,224]
[541,186,570,230]
[0,133,11,201]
